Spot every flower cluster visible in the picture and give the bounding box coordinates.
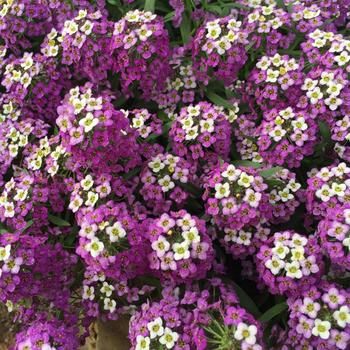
[306,163,350,219]
[203,163,270,230]
[140,153,195,213]
[111,10,171,99]
[316,204,350,271]
[57,84,140,175]
[192,15,249,86]
[285,282,350,350]
[170,102,235,164]
[143,210,214,283]
[256,231,324,296]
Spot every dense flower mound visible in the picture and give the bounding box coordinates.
[139,152,196,214]
[283,282,350,350]
[56,84,141,175]
[316,204,350,271]
[129,279,265,350]
[151,47,198,115]
[142,210,214,283]
[170,102,235,164]
[256,230,324,296]
[41,10,114,83]
[203,163,271,230]
[111,10,171,99]
[192,15,250,87]
[219,219,270,260]
[306,162,350,219]
[3,0,350,348]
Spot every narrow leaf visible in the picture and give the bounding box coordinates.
[206,91,234,109]
[48,214,70,227]
[259,167,283,178]
[259,302,288,323]
[232,160,262,168]
[144,0,156,12]
[232,282,261,317]
[180,12,191,44]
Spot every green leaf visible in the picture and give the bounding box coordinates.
[206,91,234,109]
[23,220,34,231]
[319,120,331,142]
[232,160,262,168]
[48,214,70,227]
[259,302,288,323]
[144,0,155,12]
[180,12,191,44]
[164,11,175,22]
[122,166,141,180]
[259,167,283,178]
[232,282,261,317]
[106,0,121,5]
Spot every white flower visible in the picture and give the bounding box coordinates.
[182,227,200,244]
[85,191,99,207]
[315,184,333,202]
[215,37,231,55]
[307,87,323,104]
[285,261,302,279]
[331,182,346,197]
[269,126,286,142]
[158,175,175,192]
[81,175,94,191]
[266,69,279,83]
[325,96,343,111]
[187,104,201,117]
[79,112,99,133]
[334,162,350,176]
[291,117,308,131]
[234,322,257,345]
[291,234,307,247]
[137,25,152,41]
[135,335,150,350]
[80,20,94,35]
[82,286,95,300]
[151,236,170,257]
[149,157,165,173]
[184,126,199,140]
[278,188,294,202]
[333,306,350,328]
[86,238,104,258]
[68,195,83,213]
[199,118,214,133]
[215,182,230,199]
[159,327,179,349]
[312,319,331,339]
[290,247,305,261]
[103,298,116,313]
[100,282,115,297]
[176,214,196,230]
[106,222,127,242]
[147,317,164,339]
[265,257,285,275]
[320,71,334,85]
[0,244,11,262]
[256,56,271,71]
[222,165,241,181]
[238,172,254,188]
[3,202,14,218]
[206,24,221,40]
[342,209,350,226]
[326,83,343,96]
[302,78,318,91]
[172,242,190,261]
[272,243,290,259]
[335,51,350,66]
[243,189,261,208]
